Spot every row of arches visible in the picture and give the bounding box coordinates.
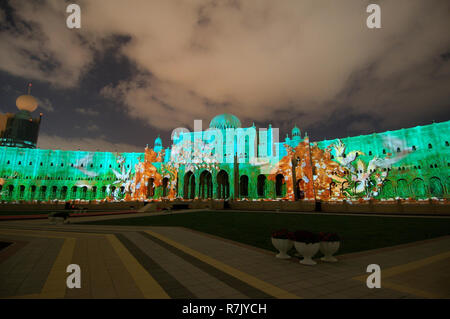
[146,177,170,198]
[0,184,126,201]
[380,177,446,199]
[182,171,287,200]
[328,177,447,199]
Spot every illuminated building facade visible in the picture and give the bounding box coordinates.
[0,84,42,149]
[0,112,449,203]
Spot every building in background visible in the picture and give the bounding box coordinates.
[0,84,42,149]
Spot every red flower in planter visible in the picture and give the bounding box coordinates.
[293,230,320,244]
[271,229,292,240]
[319,232,341,242]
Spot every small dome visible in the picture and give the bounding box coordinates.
[209,113,242,129]
[154,135,163,153]
[292,125,301,137]
[155,135,162,146]
[16,95,38,112]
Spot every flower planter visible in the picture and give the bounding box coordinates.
[320,241,340,262]
[55,217,66,225]
[294,241,320,265]
[49,216,66,224]
[271,238,293,259]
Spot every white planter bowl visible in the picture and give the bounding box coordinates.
[320,241,340,262]
[271,238,293,259]
[55,217,66,225]
[294,242,320,265]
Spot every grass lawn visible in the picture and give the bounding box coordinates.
[0,211,53,216]
[83,211,450,255]
[0,210,131,216]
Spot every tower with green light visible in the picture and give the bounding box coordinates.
[0,83,42,149]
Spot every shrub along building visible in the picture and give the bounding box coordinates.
[0,93,449,203]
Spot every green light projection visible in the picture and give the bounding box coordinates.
[0,119,448,202]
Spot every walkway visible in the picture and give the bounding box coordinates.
[0,212,448,299]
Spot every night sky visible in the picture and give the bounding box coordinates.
[1,0,449,152]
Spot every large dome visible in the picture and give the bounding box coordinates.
[209,113,242,129]
[292,125,301,137]
[16,94,38,112]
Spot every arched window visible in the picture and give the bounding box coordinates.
[162,177,170,197]
[147,178,155,198]
[72,186,77,197]
[239,175,249,197]
[8,185,14,196]
[381,179,395,199]
[412,178,426,199]
[397,179,410,199]
[199,172,212,199]
[51,186,57,199]
[429,177,444,198]
[19,185,25,198]
[217,170,229,199]
[257,175,266,197]
[80,187,87,199]
[275,174,285,197]
[40,186,47,200]
[61,186,68,199]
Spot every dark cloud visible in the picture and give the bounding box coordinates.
[0,0,449,150]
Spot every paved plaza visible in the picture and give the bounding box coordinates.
[0,211,449,299]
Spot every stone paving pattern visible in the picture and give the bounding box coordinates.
[0,211,449,299]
